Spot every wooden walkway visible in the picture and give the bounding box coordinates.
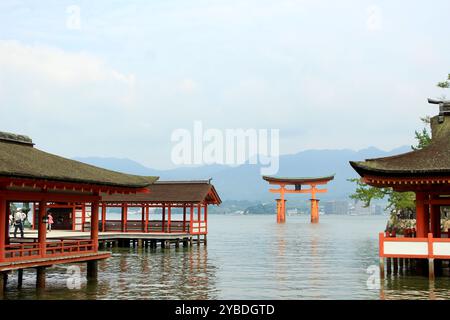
[11,230,206,249]
[0,252,110,272]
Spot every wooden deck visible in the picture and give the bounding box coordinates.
[15,230,195,240]
[0,251,110,272]
[9,229,206,249]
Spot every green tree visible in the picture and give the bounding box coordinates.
[411,116,431,151]
[437,73,450,89]
[349,116,430,210]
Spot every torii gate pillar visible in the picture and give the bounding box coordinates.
[276,199,287,223]
[310,198,320,224]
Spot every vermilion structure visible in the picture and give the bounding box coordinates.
[0,131,156,292]
[262,175,334,223]
[350,99,450,278]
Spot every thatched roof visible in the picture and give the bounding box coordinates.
[101,180,221,204]
[0,131,158,188]
[262,175,335,184]
[350,115,450,177]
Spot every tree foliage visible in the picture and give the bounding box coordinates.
[437,73,450,89]
[412,117,431,151]
[349,116,431,211]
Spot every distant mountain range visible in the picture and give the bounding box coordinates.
[73,146,410,201]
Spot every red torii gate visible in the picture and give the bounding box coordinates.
[262,175,334,223]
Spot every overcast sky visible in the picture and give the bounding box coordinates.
[1,0,449,169]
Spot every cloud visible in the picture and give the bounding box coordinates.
[0,40,136,111]
[0,40,135,85]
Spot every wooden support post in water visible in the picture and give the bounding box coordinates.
[0,272,6,298]
[393,258,398,274]
[386,258,391,275]
[429,258,435,280]
[379,257,385,279]
[163,240,171,248]
[87,260,98,283]
[17,269,23,289]
[1,271,8,290]
[197,235,201,246]
[36,267,46,289]
[204,235,207,246]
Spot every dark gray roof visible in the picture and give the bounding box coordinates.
[262,175,335,184]
[0,131,158,188]
[350,115,450,177]
[101,180,221,204]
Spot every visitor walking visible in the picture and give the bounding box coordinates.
[47,212,54,232]
[13,208,26,238]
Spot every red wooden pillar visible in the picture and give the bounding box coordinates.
[72,204,76,231]
[32,202,37,230]
[167,204,171,233]
[416,192,430,238]
[141,205,145,231]
[4,201,9,245]
[204,203,208,234]
[430,197,441,238]
[81,204,86,232]
[38,200,47,257]
[91,200,99,251]
[0,197,6,261]
[145,204,149,233]
[182,205,186,232]
[161,204,166,232]
[101,203,106,232]
[190,204,194,233]
[121,203,128,232]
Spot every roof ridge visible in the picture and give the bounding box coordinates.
[155,180,212,184]
[0,131,34,146]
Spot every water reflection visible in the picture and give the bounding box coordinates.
[380,274,450,300]
[3,245,218,300]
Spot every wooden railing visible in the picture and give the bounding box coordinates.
[380,232,450,259]
[101,220,191,233]
[3,239,95,262]
[4,242,41,261]
[190,220,207,235]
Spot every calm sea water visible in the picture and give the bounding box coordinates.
[3,214,450,300]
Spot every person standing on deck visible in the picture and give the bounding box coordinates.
[47,212,54,232]
[13,208,26,238]
[8,212,13,235]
